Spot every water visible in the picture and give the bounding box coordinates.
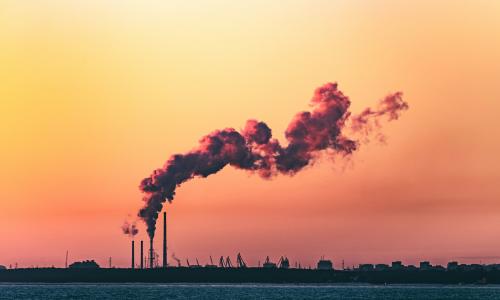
[1,283,500,300]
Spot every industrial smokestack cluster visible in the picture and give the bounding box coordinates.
[132,212,166,269]
[127,82,407,269]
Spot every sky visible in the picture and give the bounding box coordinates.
[1,0,500,269]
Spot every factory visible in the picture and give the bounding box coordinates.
[128,211,334,270]
[3,215,500,285]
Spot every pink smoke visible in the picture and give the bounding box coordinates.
[350,92,408,137]
[137,82,408,238]
[121,221,139,237]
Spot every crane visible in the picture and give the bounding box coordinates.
[236,253,247,268]
[187,258,202,268]
[171,253,181,267]
[225,256,233,268]
[205,256,217,268]
[278,256,290,269]
[219,256,225,268]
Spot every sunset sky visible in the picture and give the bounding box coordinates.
[1,0,500,269]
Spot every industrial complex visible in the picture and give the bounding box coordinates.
[2,211,500,284]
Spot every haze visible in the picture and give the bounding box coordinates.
[1,0,499,269]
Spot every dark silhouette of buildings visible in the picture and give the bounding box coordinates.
[420,261,431,270]
[359,264,374,271]
[375,264,390,271]
[3,256,500,283]
[317,259,333,270]
[448,261,459,270]
[68,260,99,269]
[391,261,403,270]
[262,256,277,268]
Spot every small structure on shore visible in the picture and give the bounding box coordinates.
[69,260,100,269]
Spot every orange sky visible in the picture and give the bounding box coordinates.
[1,0,500,269]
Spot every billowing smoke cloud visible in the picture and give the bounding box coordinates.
[121,221,139,237]
[138,82,408,238]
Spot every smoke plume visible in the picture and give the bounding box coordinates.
[138,82,408,238]
[121,221,139,237]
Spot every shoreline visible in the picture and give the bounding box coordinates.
[1,268,499,284]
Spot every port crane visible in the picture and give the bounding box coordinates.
[187,258,201,268]
[278,256,290,269]
[219,256,225,268]
[225,256,233,268]
[171,253,181,267]
[236,253,247,268]
[218,256,234,268]
[205,256,217,268]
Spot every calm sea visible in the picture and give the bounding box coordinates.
[1,283,500,299]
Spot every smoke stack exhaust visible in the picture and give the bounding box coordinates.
[149,238,154,268]
[140,240,144,269]
[163,212,167,268]
[137,82,409,238]
[131,240,135,269]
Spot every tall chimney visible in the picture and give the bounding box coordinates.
[149,238,154,268]
[163,212,167,268]
[131,240,135,269]
[140,240,144,269]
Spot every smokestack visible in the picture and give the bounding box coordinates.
[149,238,154,268]
[131,240,135,269]
[140,240,144,269]
[163,212,167,268]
